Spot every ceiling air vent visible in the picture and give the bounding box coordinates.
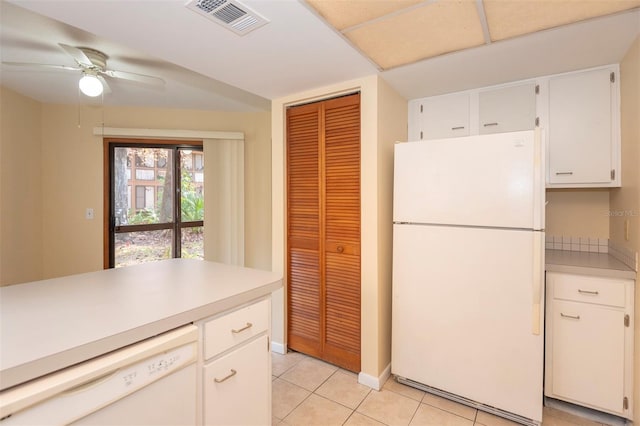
[186,0,269,36]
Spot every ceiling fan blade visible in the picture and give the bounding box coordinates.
[2,62,80,72]
[101,69,165,86]
[97,75,112,94]
[59,43,93,67]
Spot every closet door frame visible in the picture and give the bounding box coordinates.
[285,92,361,371]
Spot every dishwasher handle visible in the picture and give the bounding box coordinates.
[62,369,120,395]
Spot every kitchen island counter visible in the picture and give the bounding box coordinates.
[0,259,281,391]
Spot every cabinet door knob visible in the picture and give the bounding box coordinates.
[560,313,580,320]
[337,245,344,253]
[231,322,253,334]
[214,369,237,383]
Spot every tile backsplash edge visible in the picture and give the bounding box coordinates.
[545,235,638,272]
[608,239,639,272]
[545,235,608,253]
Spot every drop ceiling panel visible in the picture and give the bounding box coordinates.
[345,0,485,69]
[306,0,423,30]
[484,0,640,41]
[381,8,640,99]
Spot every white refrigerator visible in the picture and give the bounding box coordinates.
[391,129,545,424]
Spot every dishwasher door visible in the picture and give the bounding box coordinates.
[0,325,198,425]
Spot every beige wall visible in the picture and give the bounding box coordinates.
[611,35,640,424]
[40,104,105,278]
[1,93,272,283]
[545,189,610,238]
[376,78,408,372]
[0,87,43,286]
[271,75,407,383]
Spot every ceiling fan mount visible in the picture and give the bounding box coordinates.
[77,47,108,72]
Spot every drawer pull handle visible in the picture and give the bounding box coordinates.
[232,322,253,334]
[451,126,465,130]
[578,289,599,295]
[214,369,237,383]
[483,122,499,127]
[555,171,573,175]
[560,313,580,320]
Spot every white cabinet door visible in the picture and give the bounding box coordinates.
[545,272,634,419]
[479,83,537,135]
[551,300,625,413]
[203,335,270,425]
[548,68,615,185]
[417,93,470,140]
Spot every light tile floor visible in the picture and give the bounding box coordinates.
[272,351,612,426]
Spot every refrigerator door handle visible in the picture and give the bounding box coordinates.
[532,233,543,335]
[532,128,545,231]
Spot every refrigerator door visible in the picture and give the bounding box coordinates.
[393,130,544,230]
[391,224,544,422]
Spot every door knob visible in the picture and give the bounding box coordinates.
[337,245,344,253]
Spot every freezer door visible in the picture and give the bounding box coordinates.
[393,130,544,230]
[391,224,544,422]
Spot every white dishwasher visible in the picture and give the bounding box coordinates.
[0,325,198,425]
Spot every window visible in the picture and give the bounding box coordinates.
[106,140,204,268]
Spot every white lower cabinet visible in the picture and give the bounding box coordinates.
[545,273,634,419]
[198,297,271,425]
[203,335,270,425]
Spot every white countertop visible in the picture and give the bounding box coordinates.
[545,249,636,280]
[0,259,282,391]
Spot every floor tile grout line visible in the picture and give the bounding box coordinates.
[272,377,314,422]
[406,398,422,426]
[343,409,387,426]
[345,386,374,424]
[383,379,482,425]
[277,357,345,424]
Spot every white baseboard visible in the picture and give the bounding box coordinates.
[358,363,391,391]
[270,341,286,355]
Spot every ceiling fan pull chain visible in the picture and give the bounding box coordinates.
[77,86,81,129]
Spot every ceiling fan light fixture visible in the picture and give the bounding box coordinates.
[79,74,103,97]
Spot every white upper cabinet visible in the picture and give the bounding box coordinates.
[408,82,536,141]
[478,83,537,135]
[407,64,621,188]
[545,66,620,187]
[410,92,470,140]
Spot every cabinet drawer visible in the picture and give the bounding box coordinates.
[551,274,626,307]
[204,298,269,359]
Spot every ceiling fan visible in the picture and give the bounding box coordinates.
[3,43,165,97]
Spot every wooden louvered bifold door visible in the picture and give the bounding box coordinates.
[286,93,361,372]
[287,102,322,357]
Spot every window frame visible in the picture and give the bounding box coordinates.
[103,138,204,269]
